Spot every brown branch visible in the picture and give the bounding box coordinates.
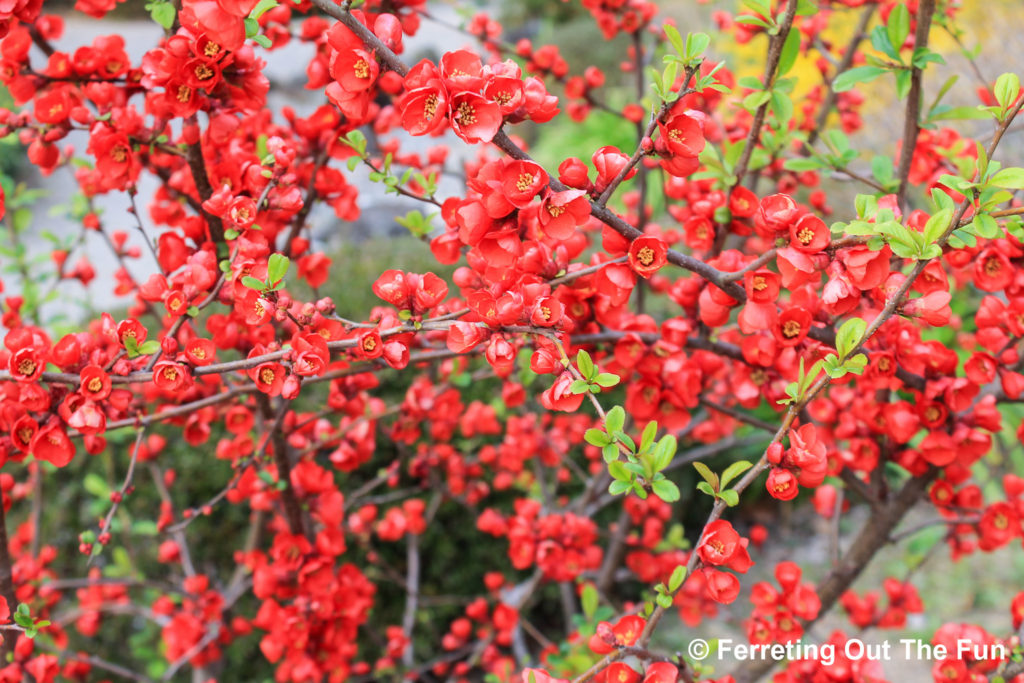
[895,0,938,212]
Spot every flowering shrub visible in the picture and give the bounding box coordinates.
[0,0,1022,682]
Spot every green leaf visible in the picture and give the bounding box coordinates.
[242,275,266,291]
[784,158,826,172]
[972,213,1000,239]
[652,435,677,472]
[250,0,278,19]
[604,406,625,434]
[594,372,620,388]
[994,73,1021,111]
[777,28,800,76]
[581,584,599,619]
[602,444,619,463]
[569,379,590,395]
[668,565,687,592]
[843,353,868,375]
[720,460,752,489]
[608,461,631,482]
[137,340,160,356]
[832,66,888,93]
[147,1,176,29]
[990,167,1024,190]
[584,428,611,447]
[696,481,716,497]
[651,479,680,503]
[684,32,711,61]
[243,16,260,37]
[692,462,719,492]
[609,480,632,496]
[267,253,290,284]
[923,208,952,243]
[640,420,658,454]
[664,24,685,56]
[886,3,910,54]
[835,317,866,359]
[655,593,674,609]
[718,489,740,507]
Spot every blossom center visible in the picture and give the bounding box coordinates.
[456,101,476,125]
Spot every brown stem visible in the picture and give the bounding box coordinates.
[895,0,938,213]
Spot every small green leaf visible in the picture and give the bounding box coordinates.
[718,489,740,506]
[885,3,910,54]
[609,480,632,496]
[250,0,278,19]
[994,73,1021,111]
[655,593,674,609]
[668,565,687,592]
[640,421,658,453]
[242,275,266,291]
[148,1,176,29]
[652,435,677,472]
[696,481,716,497]
[693,462,720,492]
[972,213,1000,239]
[651,479,680,503]
[137,340,160,356]
[267,253,290,284]
[604,406,626,434]
[835,317,867,359]
[594,372,619,388]
[833,66,887,93]
[581,584,599,619]
[602,444,619,463]
[777,28,801,76]
[990,167,1024,190]
[585,428,611,447]
[569,379,590,394]
[608,461,631,482]
[720,460,753,489]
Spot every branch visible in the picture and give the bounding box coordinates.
[895,0,938,212]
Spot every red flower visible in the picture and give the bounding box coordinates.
[8,346,45,382]
[774,307,812,347]
[592,146,635,194]
[446,322,487,353]
[185,339,217,366]
[789,214,829,253]
[450,92,502,144]
[79,364,112,401]
[153,361,193,392]
[538,189,590,240]
[642,662,679,683]
[657,109,705,158]
[767,467,799,500]
[628,237,668,278]
[697,520,753,573]
[31,421,76,468]
[540,371,585,412]
[502,160,548,208]
[250,362,286,396]
[701,567,741,604]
